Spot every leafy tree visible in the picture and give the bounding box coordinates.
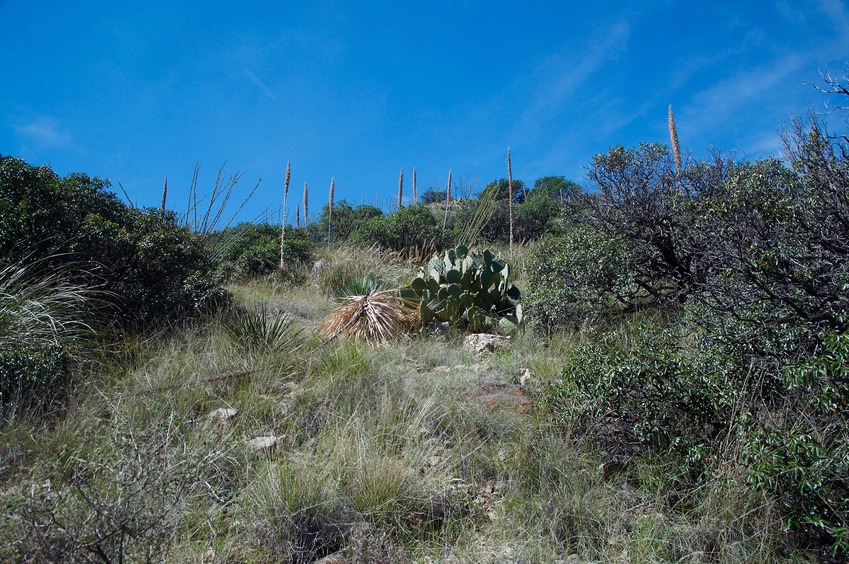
[307,201,383,243]
[349,205,442,252]
[530,176,581,201]
[586,143,708,304]
[214,223,314,280]
[420,187,446,204]
[479,178,527,203]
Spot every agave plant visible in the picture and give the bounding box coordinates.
[223,303,302,355]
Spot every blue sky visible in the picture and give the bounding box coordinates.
[2,1,848,223]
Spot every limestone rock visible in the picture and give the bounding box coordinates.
[519,368,534,388]
[207,407,238,426]
[247,435,283,451]
[463,333,511,356]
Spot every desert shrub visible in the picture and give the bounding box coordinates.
[585,143,708,304]
[740,331,849,556]
[541,322,733,464]
[523,226,634,332]
[0,342,70,416]
[213,223,314,280]
[0,157,227,329]
[513,189,561,241]
[307,201,383,243]
[349,204,442,253]
[71,210,228,327]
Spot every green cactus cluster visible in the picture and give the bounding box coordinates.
[403,245,522,333]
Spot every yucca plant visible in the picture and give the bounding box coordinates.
[328,177,335,242]
[442,170,452,231]
[507,147,514,254]
[303,181,309,226]
[317,275,416,343]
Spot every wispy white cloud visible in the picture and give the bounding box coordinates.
[819,0,849,41]
[13,115,72,148]
[681,54,806,143]
[243,68,277,100]
[519,21,630,134]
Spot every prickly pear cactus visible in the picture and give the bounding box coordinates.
[402,245,523,333]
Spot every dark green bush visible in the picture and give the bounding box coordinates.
[213,223,314,280]
[523,226,634,332]
[0,156,227,329]
[349,205,442,252]
[0,342,71,415]
[541,323,731,459]
[307,201,383,243]
[742,331,849,555]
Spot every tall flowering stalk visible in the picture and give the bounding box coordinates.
[507,147,514,254]
[328,177,335,242]
[397,169,404,210]
[279,161,291,269]
[303,182,309,225]
[160,177,168,216]
[443,170,452,231]
[412,167,417,204]
[668,105,682,177]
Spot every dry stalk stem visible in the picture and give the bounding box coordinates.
[296,205,301,228]
[668,105,682,177]
[443,169,452,230]
[397,169,404,210]
[412,167,417,204]
[507,147,514,254]
[328,177,335,242]
[280,161,291,268]
[303,182,309,225]
[160,177,168,215]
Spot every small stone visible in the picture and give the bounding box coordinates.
[463,333,511,356]
[315,552,348,564]
[207,408,238,426]
[519,368,534,387]
[247,435,283,451]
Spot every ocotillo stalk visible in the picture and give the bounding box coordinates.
[412,167,417,204]
[303,182,309,225]
[279,160,291,269]
[668,105,682,177]
[160,177,168,216]
[443,170,452,231]
[397,169,404,210]
[507,147,514,254]
[328,177,335,242]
